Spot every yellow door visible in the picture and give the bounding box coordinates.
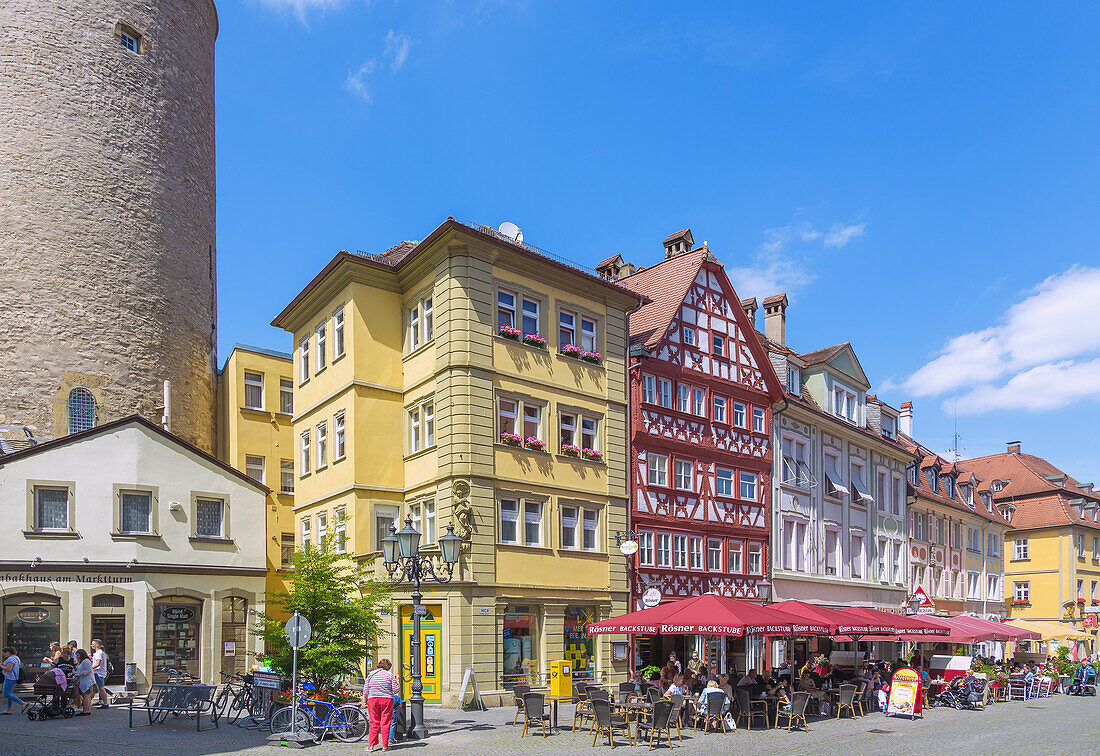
[399,605,442,703]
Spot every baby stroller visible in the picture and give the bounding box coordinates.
[1069,665,1097,696]
[931,676,983,710]
[26,669,76,720]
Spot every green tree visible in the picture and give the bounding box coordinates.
[258,536,390,692]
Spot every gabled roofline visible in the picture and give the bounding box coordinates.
[0,415,271,495]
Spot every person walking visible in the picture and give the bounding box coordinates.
[2,647,26,715]
[90,639,110,709]
[361,659,399,751]
[71,649,95,716]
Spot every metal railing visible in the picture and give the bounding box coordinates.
[459,220,600,278]
[501,668,610,689]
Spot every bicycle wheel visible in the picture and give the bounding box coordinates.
[269,705,310,735]
[214,686,231,716]
[331,704,368,742]
[227,689,251,724]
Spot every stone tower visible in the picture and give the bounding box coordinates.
[0,1,219,451]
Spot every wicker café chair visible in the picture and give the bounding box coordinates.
[521,692,551,738]
[735,687,768,730]
[590,698,631,748]
[511,684,531,726]
[835,684,857,719]
[572,681,593,730]
[636,699,675,750]
[667,693,685,740]
[852,680,867,715]
[696,689,730,734]
[775,691,810,732]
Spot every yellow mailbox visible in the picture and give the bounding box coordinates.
[549,660,572,698]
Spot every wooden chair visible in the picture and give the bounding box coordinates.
[636,699,675,751]
[590,698,630,748]
[521,692,551,737]
[775,691,810,732]
[734,687,768,730]
[1008,677,1028,701]
[511,684,531,726]
[695,689,729,733]
[835,684,857,719]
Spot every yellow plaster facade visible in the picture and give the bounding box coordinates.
[273,220,641,706]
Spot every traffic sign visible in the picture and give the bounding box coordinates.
[285,614,312,648]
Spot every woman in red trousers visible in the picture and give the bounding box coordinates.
[362,658,400,751]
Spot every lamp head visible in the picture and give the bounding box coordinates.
[439,524,462,565]
[396,516,421,559]
[757,578,772,604]
[381,525,399,566]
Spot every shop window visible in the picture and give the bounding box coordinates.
[153,599,202,682]
[503,606,538,687]
[564,607,595,679]
[3,595,61,679]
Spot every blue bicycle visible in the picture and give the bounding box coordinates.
[269,694,367,742]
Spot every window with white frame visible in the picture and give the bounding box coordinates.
[787,364,801,394]
[559,411,576,448]
[833,383,858,423]
[707,538,722,571]
[497,290,516,328]
[987,532,1000,557]
[119,490,152,534]
[334,307,345,357]
[1093,536,1099,559]
[299,337,309,381]
[824,452,847,499]
[988,574,1000,602]
[580,317,597,351]
[334,412,346,460]
[280,378,294,414]
[690,537,704,570]
[523,404,541,444]
[1013,581,1029,603]
[678,384,690,413]
[498,398,517,438]
[877,470,889,512]
[409,500,435,546]
[1093,580,1098,602]
[33,487,68,531]
[739,472,757,501]
[521,296,539,336]
[693,388,705,417]
[658,378,672,408]
[881,414,897,439]
[877,537,888,581]
[281,459,294,494]
[968,571,981,600]
[893,542,904,584]
[316,322,327,371]
[729,540,743,573]
[561,506,578,549]
[892,475,904,515]
[673,535,688,568]
[409,303,420,350]
[968,527,980,552]
[244,371,264,410]
[245,455,265,484]
[582,508,598,551]
[712,334,725,357]
[281,533,295,567]
[825,528,840,576]
[656,533,672,567]
[682,326,696,346]
[334,506,347,552]
[642,375,656,404]
[713,395,727,423]
[1013,538,1029,560]
[752,407,765,433]
[748,543,762,574]
[733,401,746,428]
[300,431,310,475]
[638,531,654,565]
[781,437,808,488]
[374,505,398,551]
[316,422,327,467]
[316,511,328,545]
[300,516,311,549]
[850,461,874,506]
[524,500,542,545]
[715,467,733,496]
[1077,533,1086,559]
[674,459,693,491]
[500,499,519,544]
[850,532,865,578]
[559,309,576,347]
[647,454,668,487]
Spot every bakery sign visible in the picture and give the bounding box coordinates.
[0,573,135,585]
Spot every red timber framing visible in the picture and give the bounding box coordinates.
[621,249,784,609]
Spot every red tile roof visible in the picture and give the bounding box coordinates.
[663,229,692,245]
[898,432,1007,524]
[618,248,711,349]
[762,293,788,308]
[799,342,850,366]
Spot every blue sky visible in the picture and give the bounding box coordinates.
[216,1,1100,483]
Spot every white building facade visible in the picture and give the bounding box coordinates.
[0,418,268,690]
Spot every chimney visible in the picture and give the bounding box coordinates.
[762,293,788,346]
[899,401,913,437]
[741,297,758,328]
[1007,441,1021,454]
[663,228,694,258]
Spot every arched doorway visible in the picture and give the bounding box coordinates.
[2,593,62,681]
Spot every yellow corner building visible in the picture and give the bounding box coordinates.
[216,344,297,617]
[272,219,642,706]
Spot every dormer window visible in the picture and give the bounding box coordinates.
[944,475,956,499]
[907,462,918,486]
[787,364,801,395]
[833,382,858,423]
[881,414,897,439]
[926,469,939,493]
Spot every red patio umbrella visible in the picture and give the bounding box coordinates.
[949,615,1041,642]
[769,600,898,635]
[840,606,951,636]
[585,594,831,637]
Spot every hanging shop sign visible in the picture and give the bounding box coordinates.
[642,588,662,608]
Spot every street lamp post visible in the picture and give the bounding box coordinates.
[381,517,462,740]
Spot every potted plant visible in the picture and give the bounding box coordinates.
[498,324,521,340]
[560,443,581,458]
[522,333,548,349]
[561,343,582,358]
[581,448,604,462]
[580,351,602,365]
[525,437,546,451]
[499,432,522,446]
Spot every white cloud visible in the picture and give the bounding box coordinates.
[345,60,376,101]
[893,265,1100,414]
[257,0,347,25]
[384,30,412,72]
[823,222,865,247]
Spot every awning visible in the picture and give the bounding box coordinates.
[948,615,1040,642]
[1005,618,1096,642]
[768,600,897,635]
[850,476,874,505]
[585,594,831,637]
[840,606,951,636]
[824,469,849,497]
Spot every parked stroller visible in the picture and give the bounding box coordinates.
[931,675,984,710]
[26,669,76,720]
[1069,664,1097,696]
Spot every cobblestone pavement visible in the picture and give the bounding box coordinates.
[1,693,1097,755]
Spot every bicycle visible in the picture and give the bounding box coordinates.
[269,695,367,742]
[214,671,259,724]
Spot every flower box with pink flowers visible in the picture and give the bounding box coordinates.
[560,444,581,458]
[498,324,521,340]
[522,333,548,349]
[580,351,602,365]
[499,432,522,446]
[581,448,604,462]
[525,437,546,451]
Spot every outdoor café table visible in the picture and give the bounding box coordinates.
[542,693,574,730]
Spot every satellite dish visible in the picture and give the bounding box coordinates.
[498,222,523,243]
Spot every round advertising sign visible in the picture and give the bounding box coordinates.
[642,588,662,608]
[162,607,195,622]
[619,540,639,556]
[17,608,51,623]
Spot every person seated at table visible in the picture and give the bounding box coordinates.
[1024,663,1036,687]
[717,674,734,700]
[663,674,685,698]
[695,679,730,716]
[797,672,827,701]
[737,669,759,688]
[647,670,665,694]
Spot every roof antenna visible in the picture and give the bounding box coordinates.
[948,400,964,463]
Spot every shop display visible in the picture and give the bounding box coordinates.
[153,602,201,681]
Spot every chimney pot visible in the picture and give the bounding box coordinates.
[762,293,788,346]
[1007,441,1021,454]
[741,297,758,328]
[899,401,914,437]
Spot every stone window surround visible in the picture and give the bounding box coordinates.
[24,479,78,538]
[110,483,160,540]
[190,490,233,544]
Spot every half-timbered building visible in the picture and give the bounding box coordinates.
[606,229,784,672]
